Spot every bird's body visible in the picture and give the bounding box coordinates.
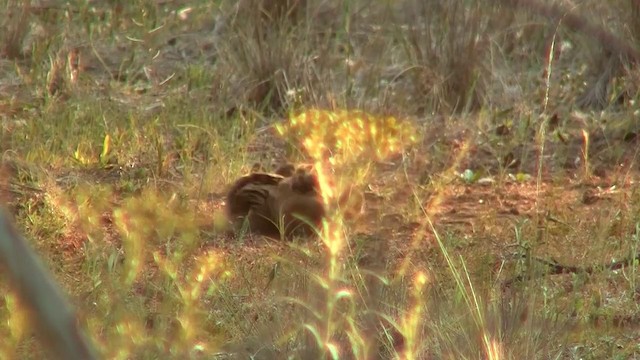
[225,165,325,239]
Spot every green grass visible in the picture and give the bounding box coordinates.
[2,0,640,359]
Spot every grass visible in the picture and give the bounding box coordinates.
[1,0,640,358]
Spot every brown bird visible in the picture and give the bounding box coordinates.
[225,165,325,239]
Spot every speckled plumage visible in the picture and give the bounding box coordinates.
[225,165,325,239]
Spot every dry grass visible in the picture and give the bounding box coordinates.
[1,0,640,359]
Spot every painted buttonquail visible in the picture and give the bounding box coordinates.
[226,165,325,239]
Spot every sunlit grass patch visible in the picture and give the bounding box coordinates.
[68,187,231,358]
[277,108,418,166]
[267,108,427,358]
[277,107,419,222]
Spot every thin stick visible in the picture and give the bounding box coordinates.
[0,210,99,360]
